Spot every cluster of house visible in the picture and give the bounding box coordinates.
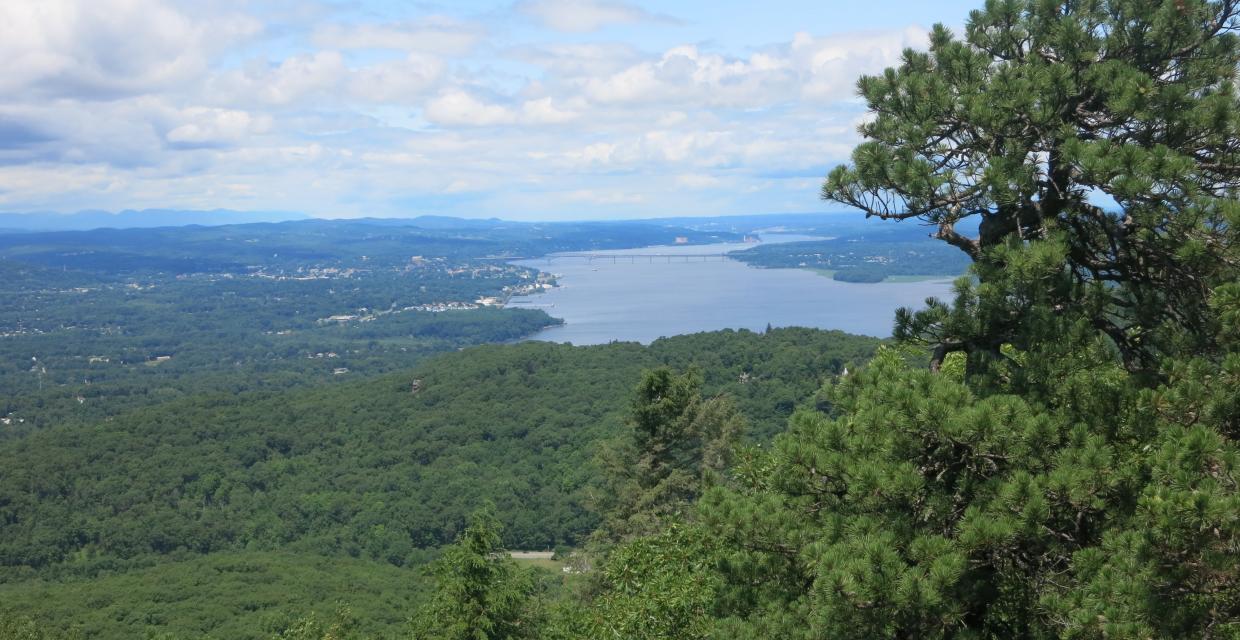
[501,280,555,297]
[402,301,484,312]
[445,263,523,278]
[0,328,43,337]
[296,258,558,323]
[253,266,365,281]
[320,314,364,323]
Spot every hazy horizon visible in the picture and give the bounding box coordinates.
[0,207,875,229]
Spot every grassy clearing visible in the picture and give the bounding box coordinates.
[512,556,568,572]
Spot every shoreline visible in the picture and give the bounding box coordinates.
[807,268,957,284]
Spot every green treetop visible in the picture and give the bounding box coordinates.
[412,509,542,640]
[823,0,1240,376]
[591,368,744,543]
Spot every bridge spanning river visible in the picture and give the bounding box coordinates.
[485,253,733,263]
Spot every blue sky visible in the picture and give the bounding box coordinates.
[0,0,982,220]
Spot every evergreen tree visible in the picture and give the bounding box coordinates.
[689,341,1235,638]
[591,368,744,542]
[823,0,1240,377]
[553,524,722,640]
[411,508,542,640]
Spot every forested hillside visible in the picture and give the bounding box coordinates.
[0,328,877,639]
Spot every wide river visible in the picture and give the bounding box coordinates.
[507,235,955,345]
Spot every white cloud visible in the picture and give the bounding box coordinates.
[580,44,798,108]
[257,51,348,105]
[791,28,928,102]
[313,18,484,55]
[348,53,445,103]
[166,108,271,146]
[444,179,477,193]
[516,0,673,32]
[562,189,645,204]
[0,0,933,219]
[208,49,449,109]
[564,142,619,166]
[675,174,722,189]
[424,91,517,126]
[578,29,923,109]
[507,43,642,77]
[0,164,119,201]
[521,97,579,124]
[0,0,258,98]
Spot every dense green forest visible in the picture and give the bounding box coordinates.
[0,328,877,638]
[0,552,425,640]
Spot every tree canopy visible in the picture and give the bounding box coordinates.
[412,509,542,640]
[591,368,744,542]
[823,0,1240,376]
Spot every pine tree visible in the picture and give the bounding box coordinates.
[551,524,722,640]
[591,367,744,542]
[411,508,542,640]
[823,0,1240,377]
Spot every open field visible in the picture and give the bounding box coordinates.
[509,551,568,573]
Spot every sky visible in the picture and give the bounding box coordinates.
[0,0,983,220]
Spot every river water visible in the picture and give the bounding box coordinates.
[507,235,955,345]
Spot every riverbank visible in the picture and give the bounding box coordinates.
[808,268,957,284]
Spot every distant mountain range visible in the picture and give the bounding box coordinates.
[0,209,310,231]
[0,209,871,232]
[0,209,970,238]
